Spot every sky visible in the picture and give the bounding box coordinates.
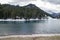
[0,0,60,13]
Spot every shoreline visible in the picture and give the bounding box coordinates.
[0,34,60,38]
[0,19,47,21]
[0,34,60,40]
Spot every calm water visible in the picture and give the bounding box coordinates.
[0,19,60,35]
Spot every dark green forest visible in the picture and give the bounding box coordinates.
[0,4,48,19]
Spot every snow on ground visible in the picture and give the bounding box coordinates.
[0,18,40,21]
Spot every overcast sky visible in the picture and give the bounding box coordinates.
[0,0,60,12]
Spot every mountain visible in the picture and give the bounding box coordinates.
[0,4,49,19]
[45,10,60,18]
[1,3,59,19]
[51,13,60,18]
[24,4,60,18]
[40,7,60,18]
[24,4,38,8]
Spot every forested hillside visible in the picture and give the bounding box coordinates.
[0,4,48,19]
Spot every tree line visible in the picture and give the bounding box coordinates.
[0,4,48,19]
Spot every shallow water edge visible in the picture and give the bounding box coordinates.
[0,34,60,38]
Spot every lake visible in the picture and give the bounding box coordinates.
[0,19,60,36]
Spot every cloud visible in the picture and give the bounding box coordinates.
[8,0,37,6]
[0,0,60,12]
[30,0,60,12]
[0,0,36,4]
[0,0,12,4]
[42,0,60,4]
[12,0,36,2]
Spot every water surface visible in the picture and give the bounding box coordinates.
[0,19,60,35]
